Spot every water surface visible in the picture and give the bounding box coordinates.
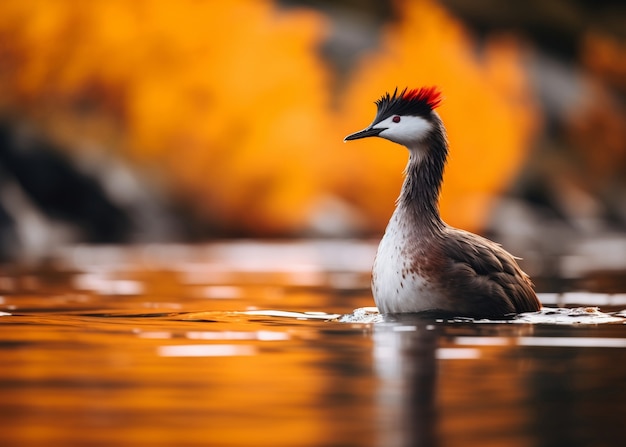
[1,241,625,446]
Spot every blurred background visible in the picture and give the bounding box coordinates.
[0,0,625,286]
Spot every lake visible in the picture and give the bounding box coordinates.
[1,241,625,446]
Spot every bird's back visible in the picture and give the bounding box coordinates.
[438,227,540,318]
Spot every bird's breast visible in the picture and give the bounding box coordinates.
[372,212,446,313]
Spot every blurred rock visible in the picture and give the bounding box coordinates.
[0,121,183,261]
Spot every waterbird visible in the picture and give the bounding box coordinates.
[344,87,541,318]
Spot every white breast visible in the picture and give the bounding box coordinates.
[371,211,444,313]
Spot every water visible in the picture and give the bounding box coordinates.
[1,241,625,447]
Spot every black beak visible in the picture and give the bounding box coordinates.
[344,126,385,142]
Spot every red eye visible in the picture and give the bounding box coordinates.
[392,115,401,123]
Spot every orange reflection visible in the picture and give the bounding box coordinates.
[0,0,537,236]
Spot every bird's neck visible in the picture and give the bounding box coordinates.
[397,117,447,232]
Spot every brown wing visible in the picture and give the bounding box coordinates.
[440,228,541,317]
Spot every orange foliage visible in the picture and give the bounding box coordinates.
[0,0,538,236]
[582,32,626,90]
[0,0,332,235]
[336,0,538,232]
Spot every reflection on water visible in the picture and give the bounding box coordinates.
[1,242,626,446]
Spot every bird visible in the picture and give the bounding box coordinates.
[344,86,541,318]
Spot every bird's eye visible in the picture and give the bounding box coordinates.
[392,115,401,123]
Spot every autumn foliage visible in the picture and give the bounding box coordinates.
[0,0,538,236]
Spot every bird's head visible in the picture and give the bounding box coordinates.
[344,86,443,148]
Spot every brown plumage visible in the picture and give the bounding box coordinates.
[345,87,541,318]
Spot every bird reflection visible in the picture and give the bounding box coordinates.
[373,316,439,446]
